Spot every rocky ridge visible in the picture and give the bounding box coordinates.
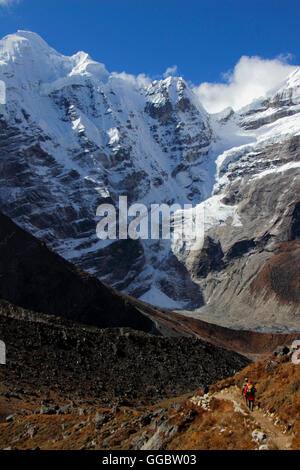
[0,297,250,408]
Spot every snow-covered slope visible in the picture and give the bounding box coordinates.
[0,31,299,328]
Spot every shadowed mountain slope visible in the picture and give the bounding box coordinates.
[0,211,154,332]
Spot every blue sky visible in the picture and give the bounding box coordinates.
[0,0,300,111]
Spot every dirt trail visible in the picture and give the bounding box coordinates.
[214,386,293,450]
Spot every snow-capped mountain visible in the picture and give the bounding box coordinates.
[0,31,299,330]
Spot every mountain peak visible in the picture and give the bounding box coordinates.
[1,30,58,57]
[16,29,51,44]
[284,67,300,89]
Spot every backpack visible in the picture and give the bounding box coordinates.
[246,384,254,397]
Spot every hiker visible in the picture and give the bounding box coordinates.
[244,380,256,411]
[200,384,209,396]
[242,378,248,403]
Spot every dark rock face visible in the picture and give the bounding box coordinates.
[191,237,224,278]
[291,202,300,240]
[156,253,204,309]
[0,301,250,406]
[145,100,174,124]
[73,239,146,292]
[226,239,256,260]
[0,211,154,332]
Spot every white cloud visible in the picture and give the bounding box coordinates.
[111,71,151,88]
[194,55,298,113]
[163,65,178,78]
[0,0,20,5]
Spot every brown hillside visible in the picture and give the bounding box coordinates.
[1,352,299,450]
[250,240,300,305]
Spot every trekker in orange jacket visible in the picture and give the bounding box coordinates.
[244,380,256,411]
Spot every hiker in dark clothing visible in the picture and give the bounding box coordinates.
[200,384,209,396]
